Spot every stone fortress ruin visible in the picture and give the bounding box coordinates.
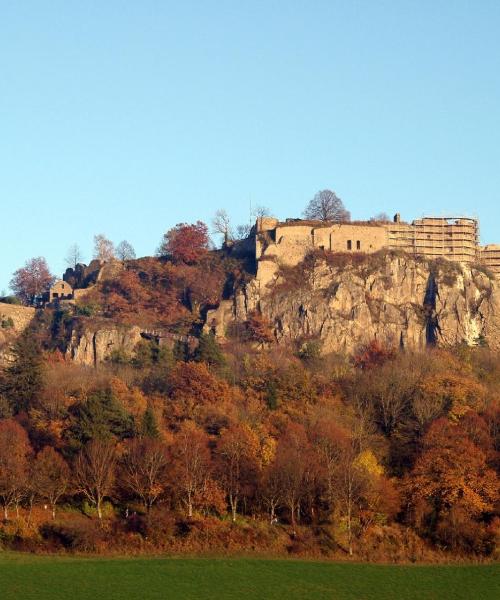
[254,213,500,276]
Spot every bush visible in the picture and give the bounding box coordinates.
[39,521,104,552]
[81,500,115,519]
[0,316,14,329]
[0,295,22,305]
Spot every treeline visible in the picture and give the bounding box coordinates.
[0,327,499,560]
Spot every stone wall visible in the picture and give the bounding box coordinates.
[0,302,36,364]
[0,302,36,332]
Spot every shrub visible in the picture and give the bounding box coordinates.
[0,316,14,329]
[39,520,104,552]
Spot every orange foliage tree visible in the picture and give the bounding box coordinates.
[0,419,32,519]
[158,221,209,265]
[403,418,499,551]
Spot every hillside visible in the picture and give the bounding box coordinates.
[0,244,499,562]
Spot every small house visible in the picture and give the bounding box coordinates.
[49,280,74,302]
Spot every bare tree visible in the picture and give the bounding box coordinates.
[93,234,115,262]
[120,438,169,511]
[332,438,368,556]
[235,224,251,240]
[75,439,116,520]
[65,244,83,269]
[115,240,136,261]
[260,461,283,524]
[251,205,271,218]
[303,190,350,222]
[212,209,233,245]
[215,424,260,522]
[170,422,211,518]
[370,212,390,222]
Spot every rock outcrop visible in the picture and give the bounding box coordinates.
[65,325,144,367]
[205,252,500,354]
[65,323,198,367]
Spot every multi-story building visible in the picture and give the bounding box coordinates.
[255,214,500,275]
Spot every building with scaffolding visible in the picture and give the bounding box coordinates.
[255,214,500,275]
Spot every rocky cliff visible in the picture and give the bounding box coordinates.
[65,323,197,366]
[206,251,500,354]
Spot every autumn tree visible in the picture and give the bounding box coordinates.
[403,418,499,552]
[303,190,350,222]
[352,340,395,371]
[167,361,234,423]
[32,447,70,519]
[216,423,261,521]
[245,312,275,347]
[273,423,313,531]
[0,419,31,519]
[157,221,209,264]
[10,257,54,305]
[75,439,116,520]
[311,420,350,514]
[260,459,283,524]
[120,438,169,511]
[93,234,115,261]
[330,436,371,556]
[116,240,136,261]
[170,421,211,517]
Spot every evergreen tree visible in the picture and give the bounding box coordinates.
[68,389,135,448]
[3,332,43,413]
[194,332,226,368]
[140,405,160,438]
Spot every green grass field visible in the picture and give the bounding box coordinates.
[0,553,498,600]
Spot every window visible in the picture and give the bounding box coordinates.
[356,240,361,250]
[347,240,352,250]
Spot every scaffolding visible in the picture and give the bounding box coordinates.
[386,216,479,264]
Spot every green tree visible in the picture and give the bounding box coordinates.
[2,332,44,413]
[140,405,160,438]
[68,389,135,448]
[194,332,226,368]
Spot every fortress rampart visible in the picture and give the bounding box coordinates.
[255,214,500,275]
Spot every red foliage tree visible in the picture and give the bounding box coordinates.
[158,221,209,264]
[215,423,261,521]
[10,257,54,305]
[0,419,32,518]
[32,446,70,519]
[403,418,499,551]
[353,339,395,370]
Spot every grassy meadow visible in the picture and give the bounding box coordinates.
[0,553,498,600]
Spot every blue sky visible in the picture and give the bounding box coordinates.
[1,1,499,291]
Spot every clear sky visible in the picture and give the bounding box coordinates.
[1,1,500,291]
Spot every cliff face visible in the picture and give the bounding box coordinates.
[65,323,197,366]
[206,252,500,354]
[65,325,144,367]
